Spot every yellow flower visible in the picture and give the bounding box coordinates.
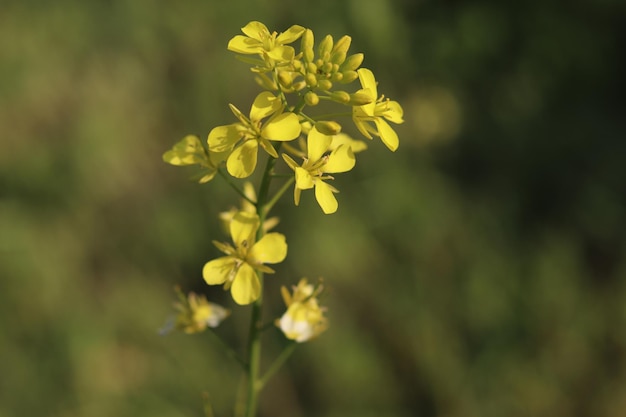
[208,92,301,178]
[228,21,305,66]
[282,127,355,214]
[277,279,327,343]
[352,68,404,152]
[163,135,228,183]
[203,211,287,305]
[172,289,230,334]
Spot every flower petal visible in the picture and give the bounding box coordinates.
[324,144,355,173]
[261,112,301,141]
[276,25,305,45]
[267,45,295,62]
[240,21,268,40]
[295,167,314,190]
[357,68,378,98]
[208,124,241,152]
[249,232,287,264]
[250,92,281,122]
[230,211,260,248]
[227,140,258,178]
[203,257,236,285]
[382,100,404,124]
[375,119,399,152]
[315,181,339,214]
[227,35,262,54]
[231,263,261,305]
[307,127,332,162]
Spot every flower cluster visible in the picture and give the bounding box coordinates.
[164,20,403,214]
[162,23,402,413]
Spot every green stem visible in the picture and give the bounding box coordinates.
[206,328,247,370]
[217,168,256,206]
[257,342,297,391]
[264,177,295,215]
[244,148,281,417]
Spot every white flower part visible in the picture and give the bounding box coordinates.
[279,307,315,343]
[205,303,230,328]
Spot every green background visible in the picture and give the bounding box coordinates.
[2,1,625,416]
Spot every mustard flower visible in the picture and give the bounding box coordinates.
[352,68,404,152]
[208,92,301,178]
[203,211,287,305]
[277,279,327,343]
[173,290,230,334]
[282,127,355,214]
[163,135,227,183]
[228,21,305,66]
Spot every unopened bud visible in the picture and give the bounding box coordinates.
[317,79,333,91]
[340,70,359,84]
[349,91,373,106]
[329,91,350,104]
[331,72,344,82]
[305,73,318,87]
[302,29,315,62]
[318,35,333,60]
[307,62,318,74]
[304,91,320,106]
[255,73,278,91]
[340,53,364,72]
[277,71,293,89]
[332,35,352,57]
[315,121,342,135]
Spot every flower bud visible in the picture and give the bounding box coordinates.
[305,73,318,87]
[329,90,350,104]
[293,80,307,91]
[331,35,351,60]
[315,120,342,135]
[340,70,359,84]
[340,53,364,72]
[349,91,373,106]
[331,72,343,82]
[277,71,293,89]
[321,62,333,74]
[318,35,333,60]
[304,91,320,106]
[254,73,278,91]
[317,79,332,91]
[306,62,318,74]
[302,29,315,62]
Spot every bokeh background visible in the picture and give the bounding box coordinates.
[2,1,625,416]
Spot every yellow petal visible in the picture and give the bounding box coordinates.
[315,181,338,214]
[357,68,377,98]
[295,167,314,190]
[276,25,305,45]
[227,35,262,54]
[324,144,355,173]
[231,263,260,305]
[382,100,404,124]
[267,45,295,62]
[330,133,368,153]
[375,119,399,152]
[227,140,258,178]
[248,233,287,264]
[240,21,269,41]
[261,112,301,141]
[230,211,260,248]
[250,92,281,122]
[307,127,332,162]
[203,257,236,285]
[281,153,298,171]
[208,124,241,152]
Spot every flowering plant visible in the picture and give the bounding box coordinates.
[162,21,403,416]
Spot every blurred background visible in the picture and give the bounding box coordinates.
[2,0,625,416]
